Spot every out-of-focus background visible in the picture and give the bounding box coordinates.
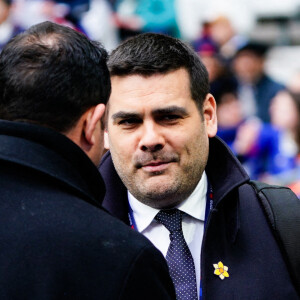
[2,0,300,197]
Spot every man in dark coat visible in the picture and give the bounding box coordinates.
[232,41,285,123]
[99,33,300,299]
[0,22,175,299]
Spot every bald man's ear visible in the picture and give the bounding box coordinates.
[85,103,106,145]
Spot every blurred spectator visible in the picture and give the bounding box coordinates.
[191,21,219,56]
[80,0,119,51]
[0,0,24,51]
[193,32,238,106]
[202,52,237,101]
[215,78,244,149]
[13,0,77,30]
[215,82,270,180]
[56,0,89,28]
[232,41,285,123]
[208,15,248,59]
[114,0,180,41]
[270,89,300,197]
[135,0,180,37]
[214,78,266,182]
[233,90,300,183]
[258,70,300,197]
[113,0,143,41]
[215,74,300,184]
[175,0,255,43]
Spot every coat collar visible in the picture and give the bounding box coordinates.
[206,136,249,208]
[99,136,250,224]
[100,151,129,223]
[205,136,250,244]
[0,120,105,208]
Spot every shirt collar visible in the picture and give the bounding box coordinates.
[177,171,207,221]
[128,172,208,232]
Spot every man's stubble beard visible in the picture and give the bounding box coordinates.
[114,158,206,209]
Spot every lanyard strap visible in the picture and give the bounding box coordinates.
[205,181,213,227]
[128,204,137,230]
[200,181,213,300]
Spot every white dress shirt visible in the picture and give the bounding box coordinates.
[128,172,208,298]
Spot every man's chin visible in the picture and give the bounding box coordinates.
[142,179,175,196]
[134,184,181,208]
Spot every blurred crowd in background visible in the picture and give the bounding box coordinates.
[2,0,300,197]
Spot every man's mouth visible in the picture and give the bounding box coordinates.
[134,152,179,172]
[141,161,171,173]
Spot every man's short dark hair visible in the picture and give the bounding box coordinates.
[108,33,209,112]
[0,21,111,132]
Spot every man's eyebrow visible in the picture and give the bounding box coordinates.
[152,106,188,116]
[111,106,188,121]
[111,111,141,121]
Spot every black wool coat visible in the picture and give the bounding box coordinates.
[0,120,175,300]
[99,136,300,300]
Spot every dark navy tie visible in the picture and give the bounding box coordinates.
[155,209,198,300]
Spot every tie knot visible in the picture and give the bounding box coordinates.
[155,208,183,233]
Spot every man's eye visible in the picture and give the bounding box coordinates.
[161,115,181,121]
[118,118,141,126]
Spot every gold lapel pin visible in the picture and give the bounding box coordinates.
[213,261,229,280]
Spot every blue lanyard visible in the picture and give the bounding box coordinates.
[128,203,137,230]
[204,181,213,226]
[128,182,213,300]
[200,181,213,300]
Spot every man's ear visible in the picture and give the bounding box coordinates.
[203,93,218,138]
[85,103,106,145]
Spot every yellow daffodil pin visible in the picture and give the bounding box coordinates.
[213,261,229,280]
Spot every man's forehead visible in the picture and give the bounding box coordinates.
[110,69,190,89]
[107,69,196,116]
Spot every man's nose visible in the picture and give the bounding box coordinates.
[138,123,165,152]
